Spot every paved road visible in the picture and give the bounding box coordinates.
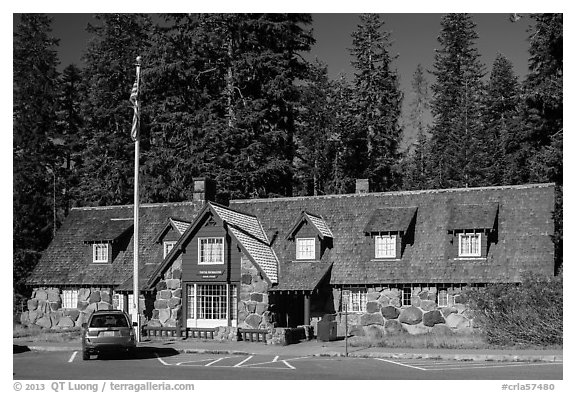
[13,348,563,380]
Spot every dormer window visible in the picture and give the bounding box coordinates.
[164,241,176,258]
[93,243,109,263]
[458,233,481,257]
[375,234,397,258]
[296,238,315,260]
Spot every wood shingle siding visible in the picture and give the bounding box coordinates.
[230,183,555,286]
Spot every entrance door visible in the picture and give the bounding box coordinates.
[186,283,237,328]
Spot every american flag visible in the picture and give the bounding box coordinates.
[129,77,139,141]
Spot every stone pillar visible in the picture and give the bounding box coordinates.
[304,294,311,325]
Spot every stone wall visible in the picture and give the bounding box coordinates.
[334,286,474,338]
[238,254,272,329]
[148,257,183,328]
[20,287,114,329]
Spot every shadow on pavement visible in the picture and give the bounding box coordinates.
[13,344,30,354]
[92,346,179,361]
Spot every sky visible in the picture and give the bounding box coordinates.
[37,13,533,148]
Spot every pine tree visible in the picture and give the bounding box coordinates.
[403,64,431,190]
[348,14,403,192]
[77,14,152,206]
[13,14,61,294]
[429,13,486,188]
[482,54,521,185]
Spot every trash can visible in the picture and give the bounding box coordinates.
[316,317,337,341]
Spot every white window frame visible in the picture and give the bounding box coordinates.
[62,289,78,309]
[163,241,177,258]
[402,286,412,306]
[296,237,315,260]
[187,283,237,328]
[342,288,367,312]
[198,237,224,265]
[458,233,481,257]
[375,234,397,258]
[92,243,109,263]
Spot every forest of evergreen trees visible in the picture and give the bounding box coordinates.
[13,14,562,296]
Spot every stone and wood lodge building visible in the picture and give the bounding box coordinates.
[23,179,556,341]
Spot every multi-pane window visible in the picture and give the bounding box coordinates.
[198,238,224,264]
[375,234,396,258]
[402,287,412,306]
[93,243,109,263]
[296,238,315,260]
[187,284,237,321]
[458,233,481,257]
[164,241,176,258]
[342,288,367,312]
[62,290,78,309]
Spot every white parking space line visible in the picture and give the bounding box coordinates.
[155,353,171,366]
[272,355,279,362]
[233,356,253,367]
[375,358,427,371]
[68,351,77,363]
[428,362,563,371]
[205,357,228,366]
[282,360,295,369]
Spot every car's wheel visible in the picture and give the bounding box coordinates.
[82,351,90,361]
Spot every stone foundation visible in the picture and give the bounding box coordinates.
[238,254,272,329]
[148,257,183,328]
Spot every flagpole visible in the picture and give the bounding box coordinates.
[132,56,142,342]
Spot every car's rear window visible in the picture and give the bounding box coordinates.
[89,314,129,328]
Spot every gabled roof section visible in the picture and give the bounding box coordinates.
[447,203,499,231]
[286,211,334,240]
[270,262,332,292]
[228,226,278,283]
[363,207,417,234]
[152,217,191,243]
[211,203,269,244]
[84,219,133,243]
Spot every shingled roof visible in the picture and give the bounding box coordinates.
[286,211,334,240]
[83,219,133,243]
[27,202,204,288]
[447,203,499,231]
[363,207,417,234]
[230,183,555,285]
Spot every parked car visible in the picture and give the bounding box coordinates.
[81,310,136,360]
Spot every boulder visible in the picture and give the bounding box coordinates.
[154,300,168,309]
[47,288,60,303]
[441,307,457,317]
[381,288,400,299]
[423,310,445,327]
[147,319,162,328]
[97,302,112,311]
[410,296,421,307]
[36,316,52,329]
[398,306,423,325]
[172,288,182,298]
[367,292,380,302]
[100,291,111,304]
[78,288,91,301]
[85,303,98,313]
[377,296,390,306]
[366,301,380,313]
[159,290,172,300]
[237,301,247,313]
[20,311,30,326]
[28,310,42,324]
[431,323,453,336]
[156,281,167,291]
[50,302,61,311]
[251,293,263,302]
[348,325,366,337]
[89,291,101,304]
[57,316,74,328]
[77,301,89,311]
[252,280,268,293]
[245,314,262,329]
[152,309,159,319]
[239,289,252,301]
[384,319,404,335]
[159,309,171,324]
[64,309,80,321]
[360,312,384,326]
[420,300,437,311]
[27,299,38,311]
[166,279,180,290]
[446,313,470,330]
[402,323,431,335]
[241,274,252,285]
[255,302,267,315]
[418,291,430,300]
[238,310,249,323]
[37,299,49,314]
[389,297,401,308]
[171,306,181,321]
[364,325,386,340]
[381,305,400,320]
[172,269,182,279]
[454,304,467,314]
[168,297,181,308]
[164,319,177,327]
[35,290,48,301]
[246,302,257,313]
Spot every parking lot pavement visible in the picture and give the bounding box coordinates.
[154,353,305,370]
[374,358,564,372]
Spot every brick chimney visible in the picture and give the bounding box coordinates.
[355,179,370,194]
[193,177,216,203]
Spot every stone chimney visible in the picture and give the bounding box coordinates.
[355,179,370,194]
[193,177,216,203]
